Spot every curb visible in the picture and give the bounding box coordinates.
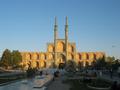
[87,84,110,90]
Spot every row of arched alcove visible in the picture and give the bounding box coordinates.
[21,53,54,60]
[21,52,104,61]
[76,52,104,60]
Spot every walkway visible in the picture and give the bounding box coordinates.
[46,77,70,90]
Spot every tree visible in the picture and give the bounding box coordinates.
[106,56,115,63]
[112,59,120,70]
[105,56,120,70]
[11,50,22,68]
[1,49,12,68]
[0,49,22,69]
[65,60,77,72]
[94,56,107,70]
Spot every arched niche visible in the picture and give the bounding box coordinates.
[31,61,37,68]
[40,60,46,68]
[88,53,95,60]
[95,52,104,60]
[26,53,31,60]
[81,53,87,60]
[48,45,54,52]
[32,53,39,60]
[48,53,53,60]
[40,53,46,60]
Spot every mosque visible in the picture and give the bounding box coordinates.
[20,17,105,69]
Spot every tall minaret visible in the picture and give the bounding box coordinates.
[65,16,68,62]
[54,17,58,66]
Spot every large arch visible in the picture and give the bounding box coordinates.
[58,54,66,63]
[57,54,66,69]
[56,41,65,52]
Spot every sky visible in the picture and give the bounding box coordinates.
[0,0,120,59]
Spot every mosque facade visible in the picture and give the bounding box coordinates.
[20,17,105,69]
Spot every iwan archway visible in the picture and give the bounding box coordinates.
[58,54,66,69]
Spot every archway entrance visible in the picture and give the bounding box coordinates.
[58,54,66,69]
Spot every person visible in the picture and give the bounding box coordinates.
[110,81,118,90]
[40,71,43,76]
[99,71,102,77]
[117,67,120,78]
[53,71,56,81]
[110,69,113,79]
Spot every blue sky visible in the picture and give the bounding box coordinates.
[0,0,120,59]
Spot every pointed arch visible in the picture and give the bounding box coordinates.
[57,41,65,52]
[48,53,54,60]
[26,53,32,60]
[48,45,54,52]
[32,53,39,60]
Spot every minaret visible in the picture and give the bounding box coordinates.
[65,16,68,62]
[54,17,58,67]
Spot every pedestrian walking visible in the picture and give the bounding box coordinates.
[99,71,102,77]
[110,69,113,79]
